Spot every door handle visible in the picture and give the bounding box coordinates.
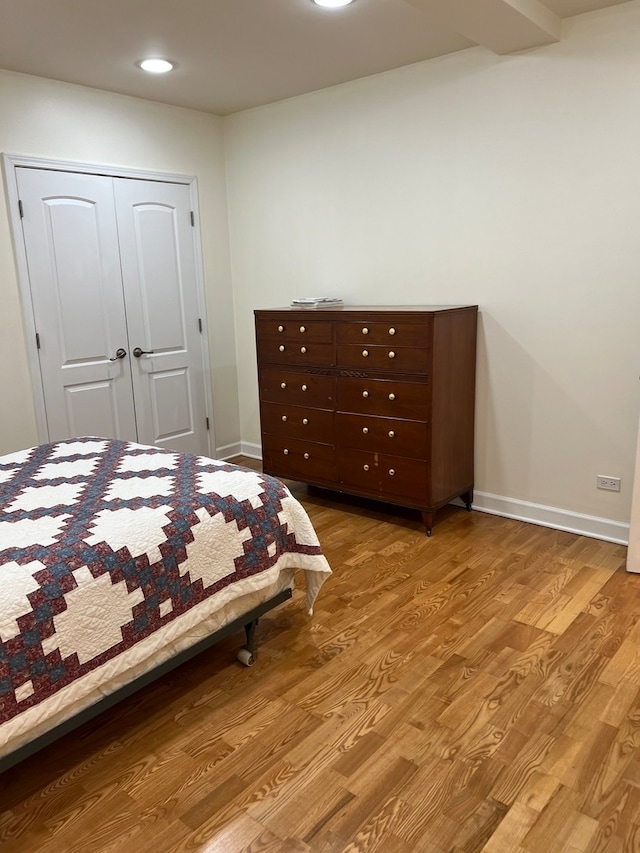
[109,347,127,361]
[132,346,155,358]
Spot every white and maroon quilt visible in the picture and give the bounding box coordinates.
[0,438,331,761]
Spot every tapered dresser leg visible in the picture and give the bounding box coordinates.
[422,511,434,536]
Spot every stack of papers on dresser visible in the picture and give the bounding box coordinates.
[291,297,343,309]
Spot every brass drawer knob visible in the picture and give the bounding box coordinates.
[281,415,288,422]
[388,393,396,401]
[388,430,395,438]
[389,327,396,335]
[304,452,310,460]
[300,346,307,354]
[362,390,369,398]
[301,384,308,391]
[363,464,370,471]
[279,345,285,352]
[278,325,284,332]
[283,448,289,455]
[388,351,395,359]
[389,468,396,476]
[280,382,287,389]
[302,418,309,425]
[362,427,369,434]
[362,349,369,357]
[362,327,369,335]
[300,325,306,333]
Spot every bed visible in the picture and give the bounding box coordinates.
[0,437,331,771]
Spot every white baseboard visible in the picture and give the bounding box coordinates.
[214,441,242,460]
[239,441,262,460]
[214,443,629,545]
[468,491,629,546]
[216,440,262,461]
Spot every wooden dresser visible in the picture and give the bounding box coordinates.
[254,305,478,534]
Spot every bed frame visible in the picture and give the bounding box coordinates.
[0,587,292,773]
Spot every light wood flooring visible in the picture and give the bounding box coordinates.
[1,461,639,852]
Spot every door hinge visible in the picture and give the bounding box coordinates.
[198,318,202,333]
[190,211,195,227]
[35,332,41,349]
[18,199,24,219]
[206,417,210,430]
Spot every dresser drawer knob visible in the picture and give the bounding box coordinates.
[388,393,396,401]
[300,325,306,333]
[300,346,307,354]
[388,351,395,359]
[280,382,287,389]
[363,464,370,471]
[283,448,289,455]
[279,345,285,352]
[362,427,369,434]
[389,327,396,336]
[302,418,309,425]
[389,468,396,476]
[362,327,369,335]
[281,415,288,422]
[362,390,369,398]
[301,384,308,391]
[278,325,284,332]
[303,452,310,460]
[388,430,395,438]
[362,349,369,357]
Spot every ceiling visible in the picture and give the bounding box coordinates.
[0,0,630,116]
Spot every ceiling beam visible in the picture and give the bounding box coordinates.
[404,0,561,54]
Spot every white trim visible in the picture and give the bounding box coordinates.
[239,441,262,460]
[1,156,49,441]
[1,153,214,455]
[215,441,243,460]
[2,153,197,184]
[202,436,630,545]
[215,441,261,461]
[213,442,629,543]
[469,491,629,545]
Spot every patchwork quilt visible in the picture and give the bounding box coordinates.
[0,438,331,761]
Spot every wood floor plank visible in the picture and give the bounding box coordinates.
[3,461,640,852]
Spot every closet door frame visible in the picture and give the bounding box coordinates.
[2,153,214,457]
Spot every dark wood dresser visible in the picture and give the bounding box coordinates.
[254,305,478,534]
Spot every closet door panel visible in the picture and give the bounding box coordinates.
[15,167,137,442]
[113,180,208,455]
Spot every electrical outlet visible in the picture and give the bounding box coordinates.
[597,475,621,492]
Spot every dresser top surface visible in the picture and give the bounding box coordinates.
[255,305,478,315]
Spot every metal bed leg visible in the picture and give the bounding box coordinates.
[237,618,259,667]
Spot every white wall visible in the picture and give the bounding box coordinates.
[0,69,240,457]
[223,1,640,542]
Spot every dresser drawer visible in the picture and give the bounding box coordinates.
[336,321,430,347]
[259,368,335,408]
[256,318,333,343]
[261,401,334,443]
[262,434,336,483]
[337,377,430,420]
[257,338,333,367]
[337,344,429,374]
[336,413,428,459]
[337,450,428,504]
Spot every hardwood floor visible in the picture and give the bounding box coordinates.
[1,460,638,852]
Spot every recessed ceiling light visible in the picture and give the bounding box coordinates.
[313,0,354,7]
[138,58,174,74]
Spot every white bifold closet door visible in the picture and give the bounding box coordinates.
[16,167,209,456]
